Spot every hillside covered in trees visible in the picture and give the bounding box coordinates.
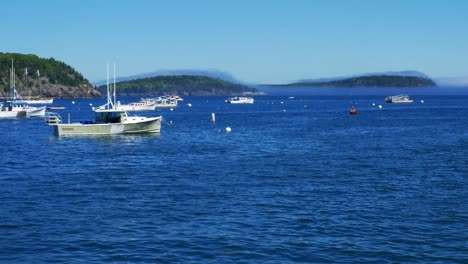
[276,75,437,87]
[98,75,258,96]
[0,53,100,98]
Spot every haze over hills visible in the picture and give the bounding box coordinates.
[97,75,257,96]
[295,71,431,84]
[93,69,242,86]
[434,76,468,87]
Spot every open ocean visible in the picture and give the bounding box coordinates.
[1,94,467,263]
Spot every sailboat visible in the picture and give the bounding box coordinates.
[0,59,46,118]
[49,64,162,136]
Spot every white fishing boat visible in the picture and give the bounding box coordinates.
[49,64,162,136]
[115,100,156,112]
[385,94,413,103]
[142,96,178,108]
[24,97,54,104]
[225,96,254,104]
[0,60,46,118]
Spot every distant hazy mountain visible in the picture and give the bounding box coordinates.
[93,69,241,86]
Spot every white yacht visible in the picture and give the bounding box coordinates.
[48,65,162,136]
[385,94,413,103]
[225,96,254,104]
[115,100,156,112]
[24,97,54,104]
[141,96,178,108]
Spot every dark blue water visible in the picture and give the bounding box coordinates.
[1,95,467,263]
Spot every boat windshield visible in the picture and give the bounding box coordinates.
[95,111,123,123]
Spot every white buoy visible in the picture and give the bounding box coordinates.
[372,103,376,106]
[281,101,284,104]
[170,108,174,111]
[187,103,192,107]
[89,103,93,106]
[421,100,424,103]
[282,109,286,112]
[211,113,216,123]
[72,101,75,104]
[225,127,231,133]
[378,105,383,109]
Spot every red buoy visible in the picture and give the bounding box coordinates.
[350,107,358,115]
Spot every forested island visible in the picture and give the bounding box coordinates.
[0,53,100,98]
[97,75,258,96]
[271,75,437,87]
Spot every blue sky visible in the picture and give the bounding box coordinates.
[2,0,468,84]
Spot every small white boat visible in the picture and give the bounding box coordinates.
[115,100,156,112]
[0,60,46,118]
[46,106,66,110]
[24,97,54,104]
[142,96,178,108]
[225,96,254,104]
[385,94,413,103]
[49,64,162,136]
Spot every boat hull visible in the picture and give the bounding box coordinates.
[0,111,20,118]
[26,106,46,117]
[24,98,54,104]
[52,116,162,136]
[0,105,46,118]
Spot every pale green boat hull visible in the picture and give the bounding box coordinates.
[53,116,161,136]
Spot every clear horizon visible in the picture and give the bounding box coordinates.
[2,0,468,84]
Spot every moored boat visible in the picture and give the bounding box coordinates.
[24,97,54,104]
[115,100,156,112]
[0,60,46,118]
[225,96,254,104]
[48,64,162,136]
[385,94,413,103]
[141,96,178,108]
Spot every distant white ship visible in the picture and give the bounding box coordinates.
[385,94,413,103]
[225,96,254,104]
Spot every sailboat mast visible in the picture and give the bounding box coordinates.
[106,63,110,109]
[25,68,29,98]
[10,59,15,99]
[37,70,40,97]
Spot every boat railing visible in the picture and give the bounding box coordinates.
[45,112,62,125]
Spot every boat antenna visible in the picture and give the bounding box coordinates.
[113,63,116,106]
